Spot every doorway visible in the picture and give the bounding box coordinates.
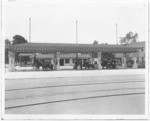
[60,59,64,66]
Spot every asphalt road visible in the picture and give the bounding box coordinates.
[5,74,145,114]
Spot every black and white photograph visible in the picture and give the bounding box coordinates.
[1,0,149,120]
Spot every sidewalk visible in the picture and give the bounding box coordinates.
[5,66,75,72]
[5,69,145,80]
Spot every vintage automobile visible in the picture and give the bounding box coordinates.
[34,60,53,71]
[101,60,116,69]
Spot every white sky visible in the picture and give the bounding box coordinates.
[3,0,147,44]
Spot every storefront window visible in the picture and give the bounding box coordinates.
[73,59,76,63]
[65,59,69,63]
[115,58,122,65]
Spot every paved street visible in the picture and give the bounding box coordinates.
[5,70,145,114]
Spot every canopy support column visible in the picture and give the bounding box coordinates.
[122,53,127,68]
[138,49,143,67]
[133,57,138,68]
[138,49,142,63]
[33,53,37,71]
[55,52,60,70]
[8,51,15,72]
[97,52,102,69]
[20,55,22,67]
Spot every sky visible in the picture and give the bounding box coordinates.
[3,0,147,44]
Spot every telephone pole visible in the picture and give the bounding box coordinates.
[116,23,118,44]
[76,20,78,69]
[76,20,78,44]
[29,18,31,43]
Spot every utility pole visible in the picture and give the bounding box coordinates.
[29,18,31,43]
[148,3,150,46]
[76,20,78,44]
[76,21,78,69]
[116,23,118,44]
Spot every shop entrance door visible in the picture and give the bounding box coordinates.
[60,59,64,66]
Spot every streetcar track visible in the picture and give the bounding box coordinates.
[5,87,145,101]
[5,74,144,80]
[5,80,144,91]
[5,92,145,109]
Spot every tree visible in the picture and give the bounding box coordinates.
[5,39,11,46]
[93,40,98,44]
[119,32,138,45]
[12,35,28,63]
[5,39,11,64]
[101,53,115,62]
[12,35,28,45]
[132,33,138,42]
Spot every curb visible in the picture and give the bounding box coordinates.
[5,69,145,80]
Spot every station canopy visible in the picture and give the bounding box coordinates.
[9,43,141,53]
[29,53,91,59]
